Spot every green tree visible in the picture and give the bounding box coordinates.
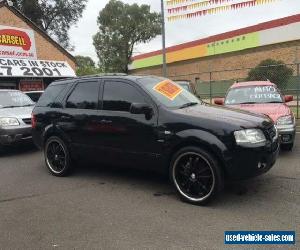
[75,56,100,76]
[13,0,88,50]
[93,0,161,73]
[76,56,96,68]
[247,59,293,89]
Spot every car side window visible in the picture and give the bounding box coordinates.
[66,81,99,110]
[103,81,146,112]
[37,84,67,107]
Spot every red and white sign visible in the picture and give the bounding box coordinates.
[0,25,37,59]
[19,80,44,91]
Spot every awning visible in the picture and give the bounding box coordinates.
[0,57,76,78]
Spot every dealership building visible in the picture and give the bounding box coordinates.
[0,2,76,91]
[130,14,300,84]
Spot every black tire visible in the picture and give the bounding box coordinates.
[44,136,72,177]
[170,146,224,205]
[281,143,294,151]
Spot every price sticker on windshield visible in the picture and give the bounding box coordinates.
[153,80,183,100]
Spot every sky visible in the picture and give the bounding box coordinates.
[69,0,300,63]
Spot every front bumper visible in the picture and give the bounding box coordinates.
[276,124,296,145]
[225,139,279,180]
[0,125,32,146]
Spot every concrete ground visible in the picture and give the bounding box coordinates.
[0,137,299,249]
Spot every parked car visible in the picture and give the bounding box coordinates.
[174,81,197,95]
[24,91,44,103]
[214,81,296,151]
[0,90,35,152]
[32,75,279,205]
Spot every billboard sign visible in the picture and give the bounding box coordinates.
[0,25,37,59]
[0,58,76,78]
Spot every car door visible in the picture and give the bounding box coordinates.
[58,79,102,156]
[98,79,162,168]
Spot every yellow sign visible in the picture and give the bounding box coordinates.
[153,80,183,100]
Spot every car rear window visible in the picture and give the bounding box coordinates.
[26,92,43,102]
[37,83,68,107]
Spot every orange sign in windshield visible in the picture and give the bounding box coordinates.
[153,80,183,100]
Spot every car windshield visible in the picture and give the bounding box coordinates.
[178,84,191,92]
[138,77,200,109]
[0,91,35,108]
[225,85,283,105]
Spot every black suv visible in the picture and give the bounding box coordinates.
[32,75,279,205]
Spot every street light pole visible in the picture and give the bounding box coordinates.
[161,0,167,77]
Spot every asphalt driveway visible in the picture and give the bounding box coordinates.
[0,137,299,249]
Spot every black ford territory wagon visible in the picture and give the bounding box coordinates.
[32,75,279,205]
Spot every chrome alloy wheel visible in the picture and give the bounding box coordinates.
[172,152,215,202]
[46,139,67,174]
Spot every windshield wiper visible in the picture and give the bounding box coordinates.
[239,102,257,104]
[179,102,198,109]
[22,104,35,107]
[2,105,22,108]
[1,104,34,108]
[265,101,283,103]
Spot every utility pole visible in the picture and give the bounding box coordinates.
[161,0,167,77]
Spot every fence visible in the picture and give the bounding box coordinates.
[188,63,300,119]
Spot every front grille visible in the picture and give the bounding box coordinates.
[266,125,277,141]
[22,118,32,125]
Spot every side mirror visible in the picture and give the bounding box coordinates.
[284,95,293,103]
[130,103,153,119]
[214,98,224,105]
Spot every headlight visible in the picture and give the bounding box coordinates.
[234,129,266,147]
[0,117,20,127]
[276,115,294,126]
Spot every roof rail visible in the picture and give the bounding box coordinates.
[53,77,76,82]
[79,73,128,78]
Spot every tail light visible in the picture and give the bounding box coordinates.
[31,113,37,128]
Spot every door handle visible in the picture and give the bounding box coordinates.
[100,119,112,124]
[61,115,71,120]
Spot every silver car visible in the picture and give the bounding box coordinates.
[0,90,35,151]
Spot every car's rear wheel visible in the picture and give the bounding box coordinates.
[170,146,224,205]
[281,143,294,151]
[45,136,72,177]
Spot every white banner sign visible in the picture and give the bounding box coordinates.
[0,25,37,59]
[0,58,76,78]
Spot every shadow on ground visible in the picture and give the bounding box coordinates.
[1,141,297,206]
[0,143,38,158]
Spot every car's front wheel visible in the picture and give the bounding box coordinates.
[170,146,224,205]
[44,136,72,177]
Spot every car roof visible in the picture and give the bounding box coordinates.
[230,81,276,89]
[50,74,163,86]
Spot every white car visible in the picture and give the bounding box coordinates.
[0,90,35,151]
